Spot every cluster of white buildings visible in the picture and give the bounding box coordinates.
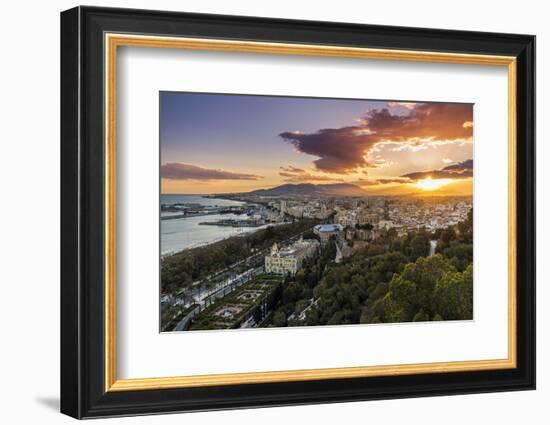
[268,199,332,220]
[264,237,320,276]
[263,195,472,256]
[261,197,472,275]
[385,199,472,235]
[266,197,472,238]
[334,208,380,228]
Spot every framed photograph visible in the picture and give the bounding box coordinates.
[60,6,535,419]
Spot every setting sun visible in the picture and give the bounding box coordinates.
[415,177,451,191]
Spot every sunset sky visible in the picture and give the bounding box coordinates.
[160,92,473,196]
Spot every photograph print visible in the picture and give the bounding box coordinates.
[160,92,474,332]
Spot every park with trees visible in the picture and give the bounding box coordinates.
[161,219,318,295]
[162,207,474,330]
[265,208,473,327]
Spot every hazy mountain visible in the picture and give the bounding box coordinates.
[247,183,367,197]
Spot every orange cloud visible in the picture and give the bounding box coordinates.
[401,159,473,181]
[279,102,473,174]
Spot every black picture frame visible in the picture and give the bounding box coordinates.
[61,5,536,419]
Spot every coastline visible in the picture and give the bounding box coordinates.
[161,193,284,256]
[162,193,245,203]
[161,194,252,255]
[161,233,243,258]
[161,221,288,258]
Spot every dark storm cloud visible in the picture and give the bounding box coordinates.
[279,127,374,174]
[279,103,473,174]
[401,159,473,181]
[161,163,263,180]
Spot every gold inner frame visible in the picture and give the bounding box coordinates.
[104,33,517,392]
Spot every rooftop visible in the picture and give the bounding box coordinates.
[270,239,319,258]
[314,224,344,232]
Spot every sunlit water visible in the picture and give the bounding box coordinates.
[161,195,270,255]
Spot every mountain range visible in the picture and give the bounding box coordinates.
[246,183,367,197]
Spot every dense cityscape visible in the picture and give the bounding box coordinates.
[160,191,473,331]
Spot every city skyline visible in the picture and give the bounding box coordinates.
[160,92,474,196]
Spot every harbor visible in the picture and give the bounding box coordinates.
[160,195,286,255]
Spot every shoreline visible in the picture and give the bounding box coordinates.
[161,194,275,257]
[161,221,284,259]
[161,193,246,203]
[161,234,243,258]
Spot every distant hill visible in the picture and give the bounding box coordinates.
[246,183,367,197]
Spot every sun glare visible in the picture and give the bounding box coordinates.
[415,177,450,191]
